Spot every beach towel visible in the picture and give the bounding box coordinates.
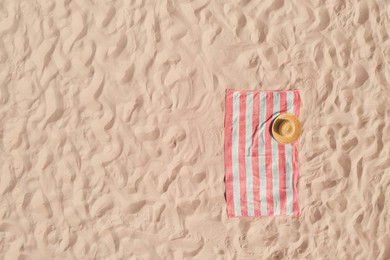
[224,89,301,217]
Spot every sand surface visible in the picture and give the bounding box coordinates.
[1,0,390,259]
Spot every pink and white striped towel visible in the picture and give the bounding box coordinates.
[224,89,301,218]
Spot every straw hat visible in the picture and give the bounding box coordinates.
[271,113,301,144]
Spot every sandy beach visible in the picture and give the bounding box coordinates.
[1,0,390,259]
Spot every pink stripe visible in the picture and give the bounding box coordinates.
[239,94,248,216]
[292,91,301,216]
[251,93,260,216]
[224,91,234,217]
[265,92,274,216]
[278,92,287,215]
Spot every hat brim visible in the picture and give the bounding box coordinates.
[271,114,301,144]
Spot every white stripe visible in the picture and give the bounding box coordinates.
[272,92,281,215]
[259,93,267,215]
[232,92,241,216]
[245,93,254,216]
[285,91,294,215]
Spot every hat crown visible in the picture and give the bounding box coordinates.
[278,120,294,136]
